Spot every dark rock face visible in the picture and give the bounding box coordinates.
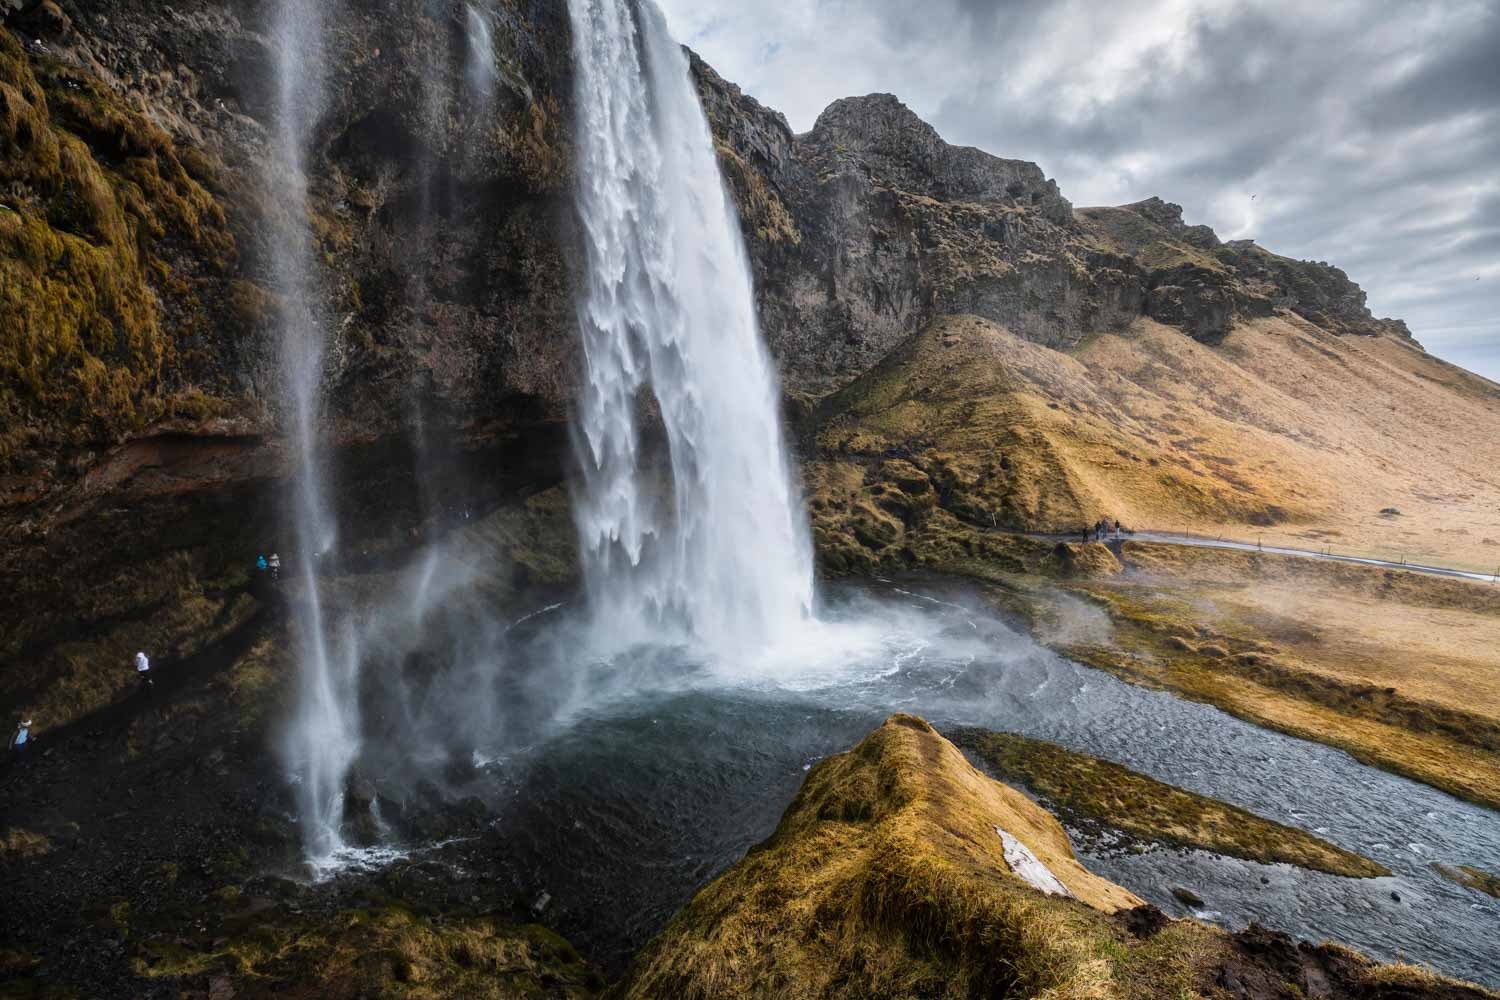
[692,60,1143,393]
[0,0,579,728]
[694,64,1414,376]
[1076,197,1412,344]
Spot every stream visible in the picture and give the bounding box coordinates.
[386,576,1500,984]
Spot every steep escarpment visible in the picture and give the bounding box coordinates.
[1078,196,1412,343]
[692,61,1142,394]
[1,0,579,731]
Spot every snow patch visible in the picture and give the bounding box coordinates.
[996,826,1074,898]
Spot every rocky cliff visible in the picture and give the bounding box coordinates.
[0,0,1445,738]
[691,63,1413,391]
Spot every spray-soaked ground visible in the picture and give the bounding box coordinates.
[364,577,1500,985]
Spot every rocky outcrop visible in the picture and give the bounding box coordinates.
[691,65,1145,393]
[694,66,1415,376]
[1077,197,1413,343]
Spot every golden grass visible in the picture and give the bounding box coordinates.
[615,716,1496,999]
[0,31,238,467]
[809,311,1500,574]
[616,714,1241,1000]
[953,730,1387,877]
[1433,864,1500,900]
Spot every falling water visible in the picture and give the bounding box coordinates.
[268,0,360,863]
[565,0,815,657]
[465,3,500,105]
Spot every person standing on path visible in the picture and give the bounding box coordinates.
[135,651,153,695]
[8,717,31,755]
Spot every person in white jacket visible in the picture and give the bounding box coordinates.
[135,651,153,694]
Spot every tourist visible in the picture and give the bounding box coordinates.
[135,650,153,694]
[257,553,268,574]
[8,717,31,755]
[269,553,281,581]
[1114,519,1121,537]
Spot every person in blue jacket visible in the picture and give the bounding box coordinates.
[9,717,32,755]
[257,554,268,573]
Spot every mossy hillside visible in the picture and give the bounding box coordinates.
[952,729,1387,878]
[0,29,240,468]
[808,314,1314,567]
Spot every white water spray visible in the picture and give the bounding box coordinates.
[465,3,500,105]
[565,0,815,657]
[269,0,360,863]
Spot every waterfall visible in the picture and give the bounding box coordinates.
[465,3,500,106]
[565,0,815,656]
[269,0,359,863]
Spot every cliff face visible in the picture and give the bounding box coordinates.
[0,0,1438,730]
[1,0,579,728]
[691,63,1414,386]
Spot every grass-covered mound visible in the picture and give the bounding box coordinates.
[1433,864,1500,901]
[951,728,1387,877]
[614,715,1493,1000]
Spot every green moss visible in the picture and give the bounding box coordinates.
[1433,864,1500,900]
[0,32,239,468]
[952,729,1388,878]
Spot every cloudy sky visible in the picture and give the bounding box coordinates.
[657,0,1500,382]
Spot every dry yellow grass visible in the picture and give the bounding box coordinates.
[811,312,1500,573]
[616,716,1495,1000]
[615,714,1211,1000]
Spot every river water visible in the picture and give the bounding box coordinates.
[422,576,1500,984]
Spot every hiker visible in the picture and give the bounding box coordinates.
[268,553,281,581]
[1114,519,1121,538]
[135,650,153,694]
[8,717,31,755]
[256,553,268,574]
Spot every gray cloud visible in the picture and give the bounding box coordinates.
[657,0,1500,382]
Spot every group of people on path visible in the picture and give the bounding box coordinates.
[255,552,281,580]
[1082,518,1122,542]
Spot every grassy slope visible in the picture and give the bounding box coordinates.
[809,312,1500,572]
[615,716,1492,1000]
